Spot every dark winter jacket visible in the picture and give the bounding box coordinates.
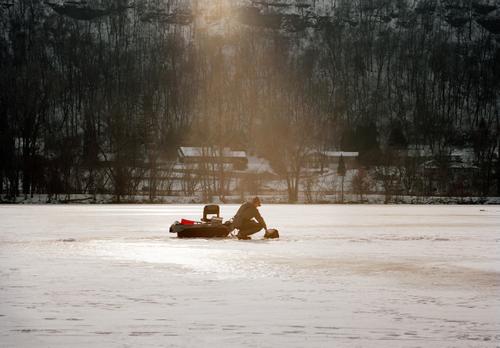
[233,202,266,229]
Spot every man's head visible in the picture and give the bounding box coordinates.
[251,196,261,207]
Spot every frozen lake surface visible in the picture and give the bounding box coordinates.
[1,204,499,347]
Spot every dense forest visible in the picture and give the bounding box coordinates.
[1,0,499,202]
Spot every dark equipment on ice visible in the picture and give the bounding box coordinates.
[264,228,279,239]
[169,205,234,238]
[202,204,220,222]
[169,205,280,239]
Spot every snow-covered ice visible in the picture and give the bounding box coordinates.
[0,204,499,347]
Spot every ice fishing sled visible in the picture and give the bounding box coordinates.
[169,204,280,239]
[169,205,234,238]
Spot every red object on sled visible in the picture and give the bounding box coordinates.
[180,219,195,225]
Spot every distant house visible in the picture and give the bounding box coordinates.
[172,147,278,196]
[404,145,433,159]
[305,150,359,173]
[418,148,480,195]
[404,146,477,164]
[177,146,248,170]
[232,155,276,182]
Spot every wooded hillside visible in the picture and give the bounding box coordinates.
[1,0,499,201]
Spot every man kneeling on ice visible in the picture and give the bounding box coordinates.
[233,197,267,240]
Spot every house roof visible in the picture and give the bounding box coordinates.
[322,151,359,158]
[178,146,247,159]
[421,159,479,170]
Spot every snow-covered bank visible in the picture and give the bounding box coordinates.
[0,205,499,347]
[2,193,500,205]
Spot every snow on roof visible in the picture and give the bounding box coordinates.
[321,151,359,158]
[179,147,205,157]
[172,161,234,171]
[178,147,247,158]
[421,159,479,170]
[225,149,246,158]
[449,162,479,169]
[406,146,490,160]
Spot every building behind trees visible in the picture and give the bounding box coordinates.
[1,0,499,202]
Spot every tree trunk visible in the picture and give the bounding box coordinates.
[341,176,344,203]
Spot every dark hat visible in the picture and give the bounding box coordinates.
[252,196,261,206]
